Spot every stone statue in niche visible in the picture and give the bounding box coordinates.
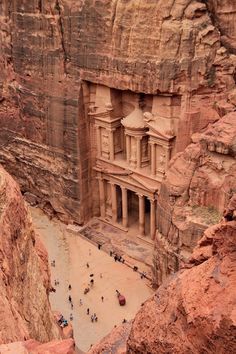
[101,132,109,158]
[159,153,166,173]
[130,139,137,167]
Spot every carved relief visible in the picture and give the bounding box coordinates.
[101,129,109,159]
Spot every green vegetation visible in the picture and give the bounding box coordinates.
[191,205,221,225]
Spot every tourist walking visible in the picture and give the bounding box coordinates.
[68,295,72,303]
[68,284,72,290]
[86,262,89,268]
[70,313,73,321]
[87,308,90,315]
[101,296,104,302]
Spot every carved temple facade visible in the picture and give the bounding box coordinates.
[85,83,181,240]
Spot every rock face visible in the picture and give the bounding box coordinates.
[1,0,236,223]
[153,112,236,286]
[127,215,236,353]
[0,165,60,343]
[88,323,132,354]
[0,338,75,354]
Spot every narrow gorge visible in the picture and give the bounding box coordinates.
[0,1,235,353]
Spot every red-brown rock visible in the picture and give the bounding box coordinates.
[127,217,236,353]
[0,165,60,343]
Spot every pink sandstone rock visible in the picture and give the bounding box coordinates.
[0,0,236,223]
[0,165,60,343]
[127,215,236,353]
[88,322,132,354]
[154,112,236,286]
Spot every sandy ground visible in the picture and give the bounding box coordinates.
[30,207,154,352]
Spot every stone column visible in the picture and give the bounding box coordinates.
[121,186,128,228]
[149,198,156,240]
[126,135,131,163]
[110,182,118,223]
[96,125,101,158]
[109,129,115,160]
[138,194,145,236]
[98,177,106,218]
[136,137,141,168]
[150,142,156,176]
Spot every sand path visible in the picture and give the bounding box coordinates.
[30,207,153,352]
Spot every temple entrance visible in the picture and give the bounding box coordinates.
[98,178,156,239]
[144,196,150,236]
[128,190,139,230]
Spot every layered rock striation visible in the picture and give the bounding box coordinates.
[1,0,236,222]
[0,165,60,343]
[127,212,236,353]
[154,112,236,286]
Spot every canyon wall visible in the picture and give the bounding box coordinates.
[1,0,236,223]
[127,212,236,353]
[153,111,236,286]
[0,165,60,343]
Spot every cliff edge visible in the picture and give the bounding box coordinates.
[0,165,60,343]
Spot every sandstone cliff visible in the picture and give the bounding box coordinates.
[127,213,236,353]
[153,111,236,286]
[0,165,60,343]
[1,0,236,222]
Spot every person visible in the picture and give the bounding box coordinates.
[122,318,127,323]
[68,284,72,290]
[54,280,57,286]
[110,250,113,257]
[90,279,94,286]
[79,299,83,306]
[70,313,73,321]
[71,302,73,310]
[114,254,118,262]
[68,295,72,303]
[91,315,94,322]
[86,262,89,268]
[94,315,98,322]
[87,308,90,315]
[98,244,101,250]
[101,296,104,302]
[133,266,138,272]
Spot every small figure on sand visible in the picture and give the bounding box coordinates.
[86,262,89,268]
[68,295,72,303]
[69,313,73,321]
[90,279,94,287]
[84,287,90,294]
[51,260,55,267]
[101,296,104,302]
[91,315,94,322]
[68,284,72,290]
[71,302,74,310]
[110,250,113,257]
[122,318,127,323]
[87,308,90,315]
[79,299,83,306]
[98,244,101,250]
[100,273,103,278]
[89,249,91,256]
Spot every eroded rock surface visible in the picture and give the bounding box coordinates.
[1,0,236,222]
[127,216,236,353]
[154,112,236,286]
[0,165,60,343]
[88,323,132,354]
